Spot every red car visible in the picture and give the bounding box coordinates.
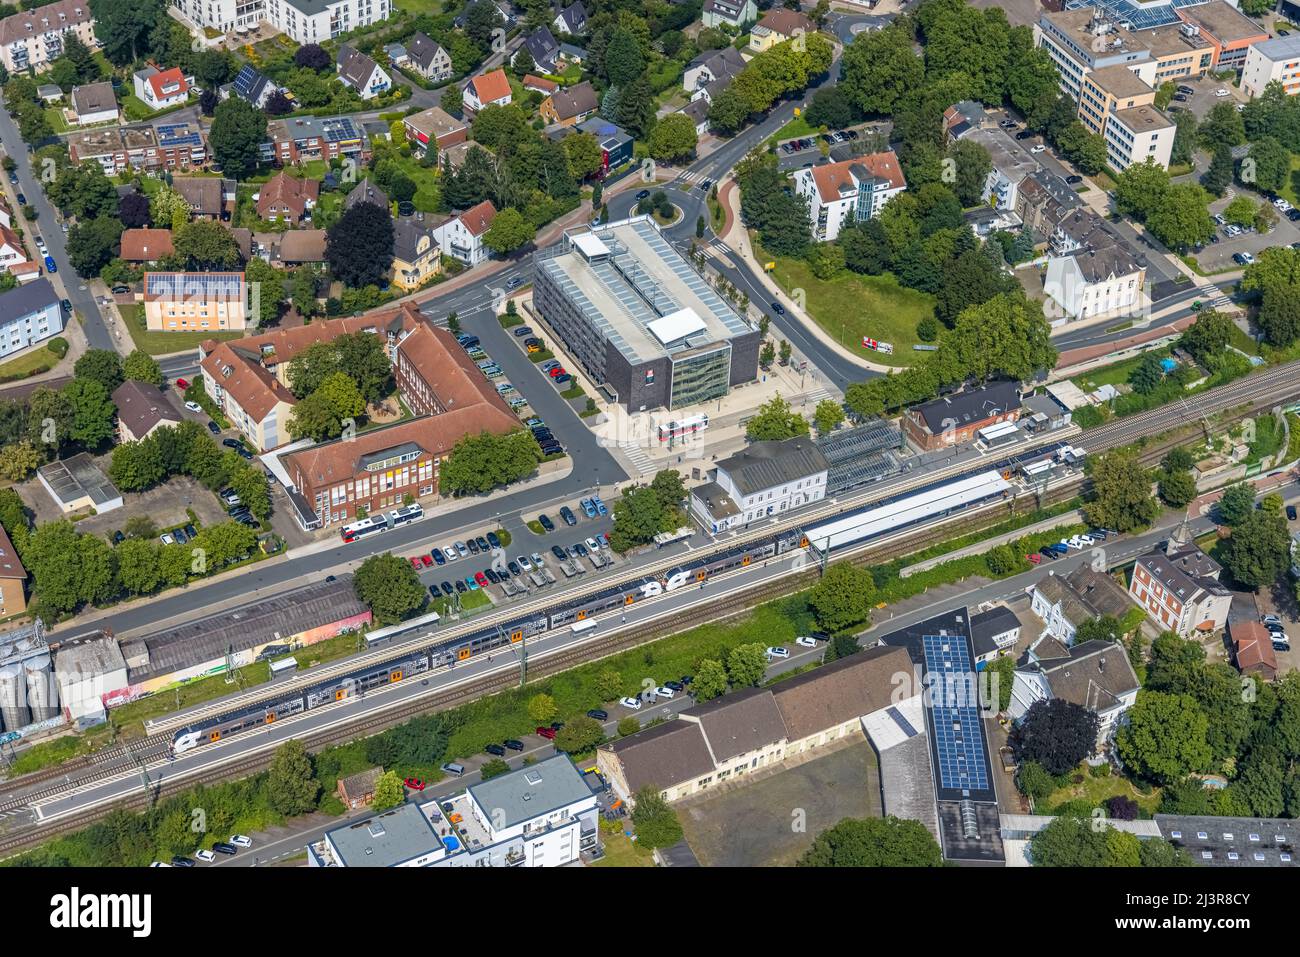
[403,777,425,791]
[175,377,190,390]
[409,557,423,569]
[474,571,489,587]
[420,554,433,567]
[1025,553,1042,565]
[536,726,557,740]
[548,366,566,378]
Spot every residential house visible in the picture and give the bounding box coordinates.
[112,380,182,443]
[405,32,452,82]
[942,100,991,143]
[523,25,560,72]
[433,199,497,265]
[308,756,598,868]
[523,74,559,96]
[199,340,298,452]
[225,64,275,109]
[37,84,63,103]
[0,224,31,277]
[683,46,746,98]
[749,8,813,53]
[702,0,757,30]
[953,125,1040,210]
[0,278,63,360]
[70,81,118,125]
[690,436,829,533]
[558,42,586,65]
[1030,564,1134,643]
[553,1,587,36]
[1013,168,1083,238]
[678,97,710,136]
[337,44,391,101]
[256,171,320,223]
[970,606,1022,665]
[119,228,175,264]
[1231,620,1279,682]
[262,115,367,166]
[172,177,237,220]
[1242,33,1300,98]
[337,767,383,809]
[173,0,393,47]
[390,213,444,291]
[154,122,208,169]
[598,646,914,804]
[0,0,96,76]
[1129,526,1233,637]
[463,68,512,113]
[0,524,27,618]
[1009,639,1141,748]
[1044,230,1146,322]
[256,229,328,267]
[792,151,907,241]
[565,116,633,174]
[383,42,408,68]
[540,80,597,127]
[403,106,468,153]
[133,65,190,111]
[344,178,390,213]
[141,272,247,333]
[902,380,1022,451]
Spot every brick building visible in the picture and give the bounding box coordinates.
[902,381,1022,451]
[1128,524,1232,637]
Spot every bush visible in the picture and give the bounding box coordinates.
[1051,798,1102,818]
[1106,795,1139,820]
[46,337,69,358]
[617,717,641,737]
[916,317,939,342]
[1017,760,1056,802]
[1088,762,1112,778]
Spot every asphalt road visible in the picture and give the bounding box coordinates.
[0,95,112,351]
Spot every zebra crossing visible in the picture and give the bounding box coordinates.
[619,443,657,477]
[673,170,710,188]
[1194,285,1232,310]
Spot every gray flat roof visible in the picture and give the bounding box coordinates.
[536,216,752,364]
[328,803,442,867]
[37,453,121,508]
[468,755,589,829]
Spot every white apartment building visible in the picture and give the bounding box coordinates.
[691,436,830,533]
[171,0,392,44]
[308,756,599,867]
[792,151,906,242]
[0,0,96,76]
[1009,639,1140,749]
[0,279,64,360]
[1242,34,1300,98]
[432,199,496,266]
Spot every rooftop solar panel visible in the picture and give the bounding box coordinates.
[923,634,990,794]
[886,705,919,738]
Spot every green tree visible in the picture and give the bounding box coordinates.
[617,716,641,737]
[808,561,875,633]
[691,658,728,701]
[1179,310,1233,364]
[326,201,395,289]
[441,84,463,117]
[441,430,542,494]
[1221,507,1290,588]
[208,97,268,179]
[66,216,123,277]
[554,715,605,754]
[479,758,510,780]
[838,24,924,116]
[1145,183,1214,251]
[1083,448,1158,533]
[648,113,698,163]
[115,538,161,595]
[1158,468,1197,509]
[799,816,943,867]
[1243,136,1289,194]
[73,350,124,392]
[371,771,406,811]
[604,29,646,87]
[1116,691,1212,784]
[483,207,536,254]
[630,786,683,849]
[945,293,1057,382]
[1202,142,1234,196]
[947,138,992,207]
[594,668,623,701]
[122,350,163,387]
[1217,483,1256,526]
[109,439,167,492]
[66,378,116,448]
[527,693,557,724]
[726,642,769,688]
[266,740,321,815]
[353,553,426,624]
[813,399,842,434]
[90,0,163,66]
[1128,352,1166,395]
[1012,699,1099,775]
[174,219,241,270]
[745,394,809,441]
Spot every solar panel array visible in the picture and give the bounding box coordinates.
[144,272,243,300]
[156,123,203,149]
[923,634,990,794]
[886,705,919,738]
[1061,0,1208,29]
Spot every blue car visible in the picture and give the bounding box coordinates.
[580,498,597,518]
[465,576,479,591]
[593,495,608,516]
[432,549,446,566]
[44,255,56,273]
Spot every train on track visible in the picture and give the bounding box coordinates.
[169,447,1075,756]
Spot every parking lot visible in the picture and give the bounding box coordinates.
[775,125,885,172]
[1191,191,1300,272]
[676,738,882,867]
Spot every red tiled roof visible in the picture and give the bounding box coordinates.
[470,68,511,105]
[119,228,175,262]
[200,342,297,422]
[396,321,517,420]
[808,151,906,203]
[459,199,497,237]
[1233,621,1278,674]
[256,171,320,220]
[0,523,26,581]
[149,66,188,101]
[523,74,558,93]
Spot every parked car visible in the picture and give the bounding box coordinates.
[195,849,216,863]
[403,777,426,791]
[517,554,533,571]
[43,255,55,272]
[474,571,489,587]
[619,696,642,710]
[654,686,675,699]
[1065,175,1083,184]
[206,421,221,434]
[170,855,196,867]
[184,401,202,413]
[230,835,253,848]
[586,709,609,720]
[551,544,567,560]
[454,541,469,558]
[513,326,533,337]
[559,505,577,526]
[60,298,72,313]
[432,549,446,566]
[580,497,597,518]
[212,842,238,855]
[1289,506,1297,521]
[537,726,557,739]
[438,581,454,595]
[1215,88,1230,97]
[538,513,555,532]
[485,743,507,756]
[795,636,819,648]
[504,739,524,751]
[409,556,423,570]
[1015,130,1034,140]
[766,646,790,659]
[1030,144,1046,154]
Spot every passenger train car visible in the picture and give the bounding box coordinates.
[169,453,1067,756]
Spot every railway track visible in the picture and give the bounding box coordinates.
[0,358,1294,856]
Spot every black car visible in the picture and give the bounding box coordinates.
[484,567,500,584]
[664,680,684,692]
[1289,209,1300,222]
[184,524,197,538]
[6,171,16,185]
[222,438,243,450]
[770,300,785,316]
[485,743,507,756]
[551,544,567,560]
[15,193,25,205]
[212,842,238,855]
[586,709,608,720]
[679,675,693,686]
[206,420,221,434]
[440,581,455,595]
[507,560,521,575]
[466,537,481,554]
[1289,506,1298,521]
[1066,175,1083,184]
[574,542,588,557]
[486,531,501,549]
[636,189,651,200]
[1015,130,1034,140]
[537,513,556,532]
[504,739,525,751]
[171,855,196,867]
[475,535,490,552]
[700,179,712,191]
[559,505,577,526]
[1173,93,1189,102]
[550,721,564,731]
[60,299,72,313]
[540,443,563,455]
[454,579,467,593]
[236,448,253,460]
[513,326,533,337]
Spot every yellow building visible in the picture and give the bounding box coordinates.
[142,272,248,333]
[390,213,445,292]
[748,8,814,53]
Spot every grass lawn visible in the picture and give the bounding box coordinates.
[393,0,441,11]
[1070,350,1161,392]
[770,115,821,146]
[399,156,441,212]
[1043,768,1161,818]
[1283,155,1300,208]
[592,827,656,867]
[429,586,493,617]
[0,344,60,383]
[763,253,935,366]
[43,106,72,134]
[119,303,244,356]
[121,94,158,122]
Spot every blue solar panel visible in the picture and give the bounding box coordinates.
[886,705,918,738]
[922,635,990,794]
